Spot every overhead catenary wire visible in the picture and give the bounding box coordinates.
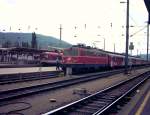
[130,26,147,37]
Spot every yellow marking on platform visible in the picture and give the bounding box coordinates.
[135,91,150,115]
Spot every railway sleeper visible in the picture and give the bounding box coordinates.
[99,96,116,101]
[87,103,104,108]
[106,95,120,99]
[81,105,99,111]
[92,100,110,106]
[95,99,112,103]
[95,93,107,98]
[107,92,123,97]
[74,108,96,114]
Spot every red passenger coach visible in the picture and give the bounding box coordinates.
[108,53,124,68]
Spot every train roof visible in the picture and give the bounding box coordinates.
[70,44,146,60]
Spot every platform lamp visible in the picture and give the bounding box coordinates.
[97,35,105,50]
[1,29,5,48]
[59,24,62,47]
[146,19,149,61]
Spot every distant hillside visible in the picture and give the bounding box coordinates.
[0,32,72,49]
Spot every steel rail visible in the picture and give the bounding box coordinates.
[0,71,60,84]
[0,65,147,85]
[43,71,150,115]
[95,74,149,115]
[0,69,123,103]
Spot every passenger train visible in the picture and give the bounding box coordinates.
[40,44,148,74]
[62,44,148,74]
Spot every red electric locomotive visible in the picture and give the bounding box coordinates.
[40,51,62,66]
[62,44,110,74]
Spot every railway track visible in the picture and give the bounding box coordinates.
[0,69,123,103]
[43,71,150,115]
[0,71,61,84]
[0,66,147,85]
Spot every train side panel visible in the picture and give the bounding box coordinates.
[109,54,124,68]
[40,52,62,66]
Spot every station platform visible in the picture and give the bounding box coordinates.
[0,63,40,68]
[130,83,150,115]
[138,91,150,115]
[0,67,59,75]
[118,78,150,115]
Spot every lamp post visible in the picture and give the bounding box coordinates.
[137,49,139,56]
[97,35,105,50]
[147,19,149,61]
[93,41,101,48]
[103,38,105,50]
[18,28,21,47]
[59,24,62,47]
[114,43,116,53]
[2,29,5,48]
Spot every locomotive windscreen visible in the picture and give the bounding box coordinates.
[63,47,79,56]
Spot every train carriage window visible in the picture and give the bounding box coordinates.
[112,56,115,61]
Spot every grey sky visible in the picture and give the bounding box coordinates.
[0,0,148,55]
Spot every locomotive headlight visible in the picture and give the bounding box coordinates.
[67,57,72,61]
[66,57,73,64]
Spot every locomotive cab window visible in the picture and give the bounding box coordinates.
[64,47,79,56]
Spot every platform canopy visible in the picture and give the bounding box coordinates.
[144,0,150,24]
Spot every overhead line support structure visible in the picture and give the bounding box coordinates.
[125,0,130,74]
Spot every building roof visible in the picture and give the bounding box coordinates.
[0,47,49,53]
